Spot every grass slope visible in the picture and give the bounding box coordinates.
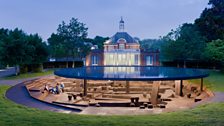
[189,70,224,92]
[3,70,53,80]
[0,85,224,126]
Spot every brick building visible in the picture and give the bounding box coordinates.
[86,18,159,66]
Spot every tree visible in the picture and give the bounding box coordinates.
[91,36,109,50]
[0,28,49,75]
[161,23,206,67]
[0,28,31,75]
[204,39,224,70]
[0,28,9,68]
[195,0,224,41]
[140,39,164,51]
[27,34,49,72]
[48,33,67,59]
[48,18,89,67]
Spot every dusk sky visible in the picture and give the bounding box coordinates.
[0,0,209,41]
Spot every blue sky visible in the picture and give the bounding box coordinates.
[0,0,208,40]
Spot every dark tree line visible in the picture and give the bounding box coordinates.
[0,28,49,75]
[195,0,224,42]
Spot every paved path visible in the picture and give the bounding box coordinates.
[0,71,80,113]
[0,67,15,78]
[192,92,224,108]
[210,92,224,102]
[0,77,41,86]
[5,80,80,113]
[0,67,36,86]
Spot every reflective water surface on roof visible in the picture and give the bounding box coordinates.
[54,66,209,81]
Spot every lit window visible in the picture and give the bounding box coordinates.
[91,55,98,65]
[146,56,153,65]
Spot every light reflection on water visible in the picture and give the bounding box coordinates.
[55,66,209,80]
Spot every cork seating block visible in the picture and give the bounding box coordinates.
[148,104,153,109]
[143,102,148,107]
[29,87,42,92]
[89,101,98,106]
[130,102,135,107]
[174,80,181,95]
[64,87,73,92]
[139,105,145,109]
[158,104,166,108]
[30,91,49,101]
[194,92,208,102]
[95,103,101,107]
[194,98,201,102]
[151,81,161,106]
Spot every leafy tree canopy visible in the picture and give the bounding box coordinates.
[48,18,90,61]
[140,39,164,51]
[0,28,31,66]
[0,28,49,74]
[195,0,224,41]
[204,39,224,63]
[48,33,67,58]
[27,34,49,64]
[161,23,206,62]
[91,36,109,50]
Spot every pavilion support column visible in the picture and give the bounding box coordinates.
[200,78,203,92]
[180,80,183,96]
[126,81,130,94]
[175,80,183,96]
[83,79,87,96]
[151,81,161,106]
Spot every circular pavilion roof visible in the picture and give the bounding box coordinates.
[54,66,209,81]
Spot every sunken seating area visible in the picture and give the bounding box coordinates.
[26,77,56,101]
[25,76,213,113]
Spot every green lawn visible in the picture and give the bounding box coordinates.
[189,70,224,92]
[0,85,223,126]
[3,70,54,80]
